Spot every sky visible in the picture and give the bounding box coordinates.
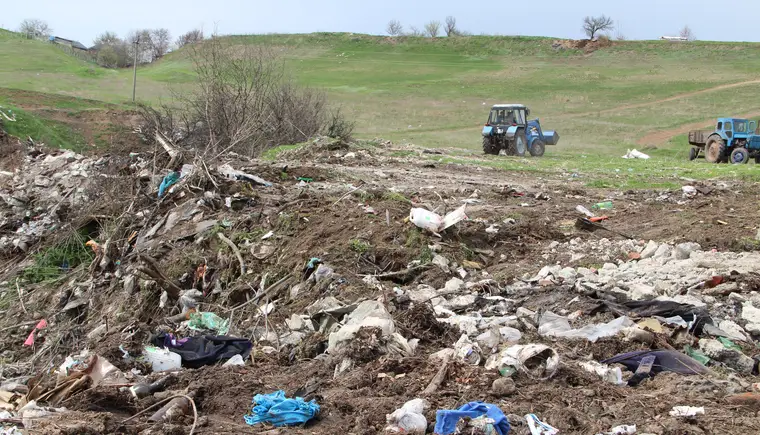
[2,0,758,46]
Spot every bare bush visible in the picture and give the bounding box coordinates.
[142,37,353,157]
[424,21,441,38]
[386,20,403,37]
[407,26,423,37]
[582,15,614,40]
[176,29,204,48]
[680,25,696,41]
[324,108,355,143]
[445,16,458,36]
[19,19,51,39]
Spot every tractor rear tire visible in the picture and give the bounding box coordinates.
[730,147,749,164]
[483,137,498,155]
[688,147,699,161]
[507,131,527,157]
[705,136,726,163]
[530,140,545,157]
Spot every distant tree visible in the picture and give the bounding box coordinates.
[582,15,614,40]
[424,20,441,38]
[150,28,171,59]
[126,29,153,64]
[445,16,458,36]
[18,19,52,39]
[176,29,204,48]
[97,45,120,68]
[679,25,696,41]
[93,31,120,46]
[386,20,403,37]
[407,26,423,37]
[92,31,131,67]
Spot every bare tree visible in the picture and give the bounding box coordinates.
[445,16,458,36]
[679,25,696,41]
[582,15,614,40]
[386,20,403,37]
[126,29,153,64]
[18,19,52,39]
[93,31,120,46]
[176,29,204,48]
[424,20,441,38]
[407,26,423,37]
[150,28,172,59]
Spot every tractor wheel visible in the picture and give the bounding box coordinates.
[704,135,726,163]
[530,140,545,157]
[730,147,749,164]
[688,147,699,161]
[482,137,498,155]
[507,131,527,157]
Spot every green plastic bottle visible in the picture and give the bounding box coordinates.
[592,201,613,210]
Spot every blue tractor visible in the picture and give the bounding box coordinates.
[688,117,760,164]
[482,104,559,156]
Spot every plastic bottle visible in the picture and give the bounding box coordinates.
[592,201,613,210]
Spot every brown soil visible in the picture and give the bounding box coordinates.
[2,137,760,434]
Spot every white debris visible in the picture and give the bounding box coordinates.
[622,149,650,159]
[669,406,704,417]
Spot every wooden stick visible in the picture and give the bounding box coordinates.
[217,232,246,275]
[16,278,27,315]
[422,354,450,395]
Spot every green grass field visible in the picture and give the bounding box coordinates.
[3,30,760,184]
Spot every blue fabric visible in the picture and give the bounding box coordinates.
[158,172,180,197]
[434,402,510,435]
[244,390,319,427]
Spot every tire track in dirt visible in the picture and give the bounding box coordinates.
[435,79,760,136]
[637,111,760,146]
[566,78,760,118]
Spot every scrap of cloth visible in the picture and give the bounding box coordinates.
[150,332,252,369]
[244,390,320,427]
[434,402,510,435]
[602,350,708,376]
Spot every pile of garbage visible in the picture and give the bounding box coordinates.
[2,135,760,434]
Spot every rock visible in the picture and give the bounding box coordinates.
[407,285,438,303]
[629,283,657,301]
[675,242,700,260]
[491,377,516,396]
[744,323,760,335]
[286,314,305,331]
[443,278,464,294]
[742,302,760,324]
[653,243,673,260]
[756,228,760,242]
[602,263,617,270]
[640,240,659,259]
[445,294,477,310]
[548,241,560,249]
[558,267,577,283]
[699,338,755,374]
[432,254,450,273]
[34,176,52,187]
[87,324,108,340]
[719,320,749,341]
[498,326,522,343]
[576,267,593,277]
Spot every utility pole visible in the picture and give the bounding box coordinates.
[131,36,139,102]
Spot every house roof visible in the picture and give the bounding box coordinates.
[51,36,88,50]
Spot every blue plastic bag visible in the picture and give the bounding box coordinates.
[244,390,319,427]
[434,402,510,434]
[158,171,180,198]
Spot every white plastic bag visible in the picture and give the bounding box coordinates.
[385,398,429,433]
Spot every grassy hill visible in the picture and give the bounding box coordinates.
[3,30,760,186]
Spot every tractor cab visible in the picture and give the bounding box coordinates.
[487,104,528,127]
[716,117,756,140]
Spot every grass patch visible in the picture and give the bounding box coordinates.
[22,231,94,283]
[0,104,86,151]
[261,143,304,160]
[383,191,410,203]
[349,239,371,254]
